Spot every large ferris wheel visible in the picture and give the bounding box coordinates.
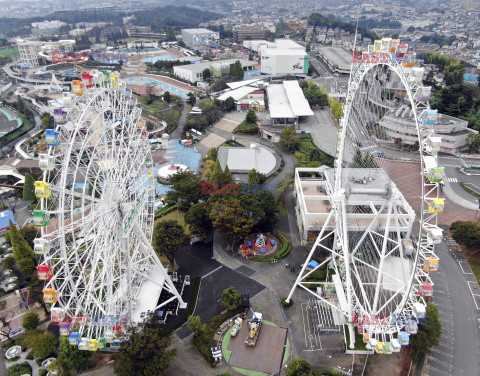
[287,39,445,353]
[32,72,186,351]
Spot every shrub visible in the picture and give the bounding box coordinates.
[234,121,258,134]
[8,361,32,376]
[451,221,480,249]
[281,298,293,307]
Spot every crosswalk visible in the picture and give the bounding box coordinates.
[446,177,458,183]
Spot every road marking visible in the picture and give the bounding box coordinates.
[426,364,452,376]
[429,357,453,368]
[458,260,473,274]
[467,281,480,310]
[447,177,458,183]
[202,265,222,279]
[432,348,453,357]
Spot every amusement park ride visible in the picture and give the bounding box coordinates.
[33,70,186,351]
[287,38,444,352]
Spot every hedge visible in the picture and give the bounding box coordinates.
[249,233,292,262]
[192,307,243,366]
[154,203,179,219]
[234,121,258,135]
[165,276,201,336]
[460,182,480,198]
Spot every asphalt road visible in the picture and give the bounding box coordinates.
[425,237,480,376]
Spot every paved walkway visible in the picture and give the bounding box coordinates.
[5,349,45,375]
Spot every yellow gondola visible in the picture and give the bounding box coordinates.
[428,198,444,213]
[424,257,439,273]
[34,181,52,198]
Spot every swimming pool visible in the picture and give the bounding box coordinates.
[142,55,177,63]
[123,77,192,99]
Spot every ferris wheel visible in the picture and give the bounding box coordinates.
[32,73,186,351]
[287,39,445,353]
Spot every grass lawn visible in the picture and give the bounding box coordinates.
[155,209,191,235]
[0,49,18,58]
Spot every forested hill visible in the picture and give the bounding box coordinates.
[308,12,378,41]
[0,6,220,36]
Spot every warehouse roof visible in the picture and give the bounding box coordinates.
[217,85,259,101]
[267,81,314,119]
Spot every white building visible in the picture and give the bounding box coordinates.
[173,59,256,83]
[379,109,476,153]
[31,20,67,36]
[181,28,219,51]
[16,40,39,68]
[243,39,309,76]
[294,166,415,243]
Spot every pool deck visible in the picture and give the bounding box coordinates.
[122,73,200,96]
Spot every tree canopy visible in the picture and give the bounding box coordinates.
[280,126,301,152]
[22,311,39,331]
[286,358,316,376]
[210,197,255,238]
[231,60,244,80]
[185,202,213,235]
[246,109,258,124]
[23,173,36,201]
[165,171,203,209]
[57,336,92,373]
[220,287,241,310]
[411,304,442,362]
[152,220,188,266]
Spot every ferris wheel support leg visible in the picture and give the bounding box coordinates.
[133,223,187,309]
[286,210,334,304]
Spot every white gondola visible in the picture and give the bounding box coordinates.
[427,227,443,245]
[39,154,55,171]
[34,238,50,254]
[425,136,442,154]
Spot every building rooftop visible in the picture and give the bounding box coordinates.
[217,145,276,175]
[317,46,351,72]
[267,81,314,119]
[182,28,216,34]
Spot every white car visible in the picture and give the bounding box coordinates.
[5,283,16,291]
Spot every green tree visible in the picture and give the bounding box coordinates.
[466,132,480,153]
[247,169,261,184]
[231,60,244,80]
[28,332,58,359]
[280,126,300,152]
[206,148,218,161]
[187,92,196,106]
[223,97,235,112]
[185,202,213,235]
[210,159,226,185]
[22,311,39,331]
[202,68,212,81]
[451,221,480,249]
[411,304,442,362]
[166,26,176,42]
[163,91,171,103]
[165,171,203,209]
[223,165,233,184]
[152,220,188,267]
[41,113,55,130]
[9,221,35,266]
[57,337,91,373]
[286,358,316,376]
[114,317,176,376]
[23,173,36,201]
[210,197,255,238]
[220,287,241,310]
[187,315,202,334]
[246,109,257,124]
[18,258,36,277]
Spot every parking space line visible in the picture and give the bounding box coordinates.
[429,357,453,368]
[458,260,473,274]
[426,364,452,376]
[467,281,480,310]
[431,348,453,357]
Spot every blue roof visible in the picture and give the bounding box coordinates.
[307,260,320,269]
[0,210,16,230]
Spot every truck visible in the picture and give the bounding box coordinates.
[245,310,262,346]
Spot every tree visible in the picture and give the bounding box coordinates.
[466,132,480,153]
[185,202,213,235]
[246,109,257,124]
[210,197,254,238]
[206,148,218,161]
[231,60,244,80]
[410,304,442,362]
[166,26,176,42]
[223,165,233,184]
[202,68,212,81]
[28,331,58,359]
[41,113,54,130]
[451,221,480,249]
[163,91,171,103]
[114,317,176,376]
[286,358,316,376]
[223,97,235,112]
[152,220,188,267]
[9,221,35,266]
[280,126,300,152]
[23,173,36,201]
[177,40,186,48]
[220,287,241,310]
[187,315,202,334]
[165,171,203,209]
[57,337,91,373]
[22,311,39,331]
[210,159,225,185]
[247,169,261,184]
[187,92,196,106]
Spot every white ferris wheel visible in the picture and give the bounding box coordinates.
[287,38,445,353]
[32,72,186,351]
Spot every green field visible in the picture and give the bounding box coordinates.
[155,209,190,235]
[0,49,18,58]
